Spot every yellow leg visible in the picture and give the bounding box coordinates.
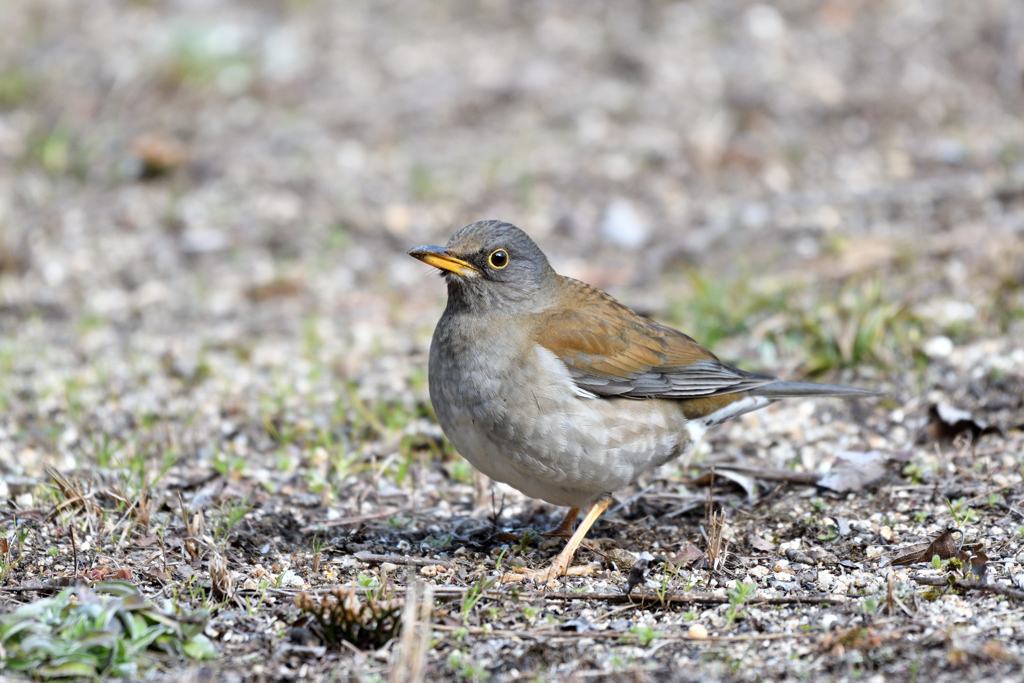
[504,499,610,583]
[547,500,608,576]
[547,507,580,538]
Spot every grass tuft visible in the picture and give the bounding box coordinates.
[0,582,216,679]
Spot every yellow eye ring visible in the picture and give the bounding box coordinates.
[488,249,509,269]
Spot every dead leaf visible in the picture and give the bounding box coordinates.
[748,534,776,552]
[132,134,188,177]
[160,535,185,550]
[819,626,901,655]
[808,238,897,278]
[145,568,170,583]
[969,551,989,582]
[134,534,159,548]
[886,527,963,567]
[689,469,757,500]
[246,278,304,302]
[667,543,705,569]
[785,548,817,565]
[926,404,1002,444]
[980,641,1010,661]
[817,450,892,493]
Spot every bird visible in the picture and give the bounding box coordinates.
[409,220,875,582]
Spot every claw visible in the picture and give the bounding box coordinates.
[498,562,595,584]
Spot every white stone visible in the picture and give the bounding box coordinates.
[745,5,785,40]
[915,300,977,326]
[923,336,953,359]
[601,198,649,248]
[277,570,306,589]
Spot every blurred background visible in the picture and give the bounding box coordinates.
[0,0,1022,476]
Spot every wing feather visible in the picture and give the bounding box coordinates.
[534,278,775,399]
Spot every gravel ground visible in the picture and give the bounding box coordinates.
[1,1,1023,681]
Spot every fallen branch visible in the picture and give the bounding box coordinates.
[911,575,1024,601]
[263,583,846,607]
[432,623,816,642]
[540,591,846,606]
[957,480,1022,507]
[695,465,819,485]
[353,552,454,568]
[299,509,402,532]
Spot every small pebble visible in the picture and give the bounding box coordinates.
[605,548,639,572]
[923,335,953,359]
[601,198,648,248]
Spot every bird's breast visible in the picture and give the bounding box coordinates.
[428,314,693,508]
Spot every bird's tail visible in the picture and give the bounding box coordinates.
[747,381,879,400]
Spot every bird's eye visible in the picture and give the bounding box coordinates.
[488,249,509,269]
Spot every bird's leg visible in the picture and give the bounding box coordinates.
[546,507,580,538]
[503,499,609,583]
[542,500,607,577]
[493,506,580,544]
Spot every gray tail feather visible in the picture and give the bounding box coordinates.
[748,381,879,399]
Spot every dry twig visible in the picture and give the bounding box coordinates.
[354,552,454,568]
[911,576,1024,601]
[390,582,434,683]
[299,509,402,532]
[432,623,818,643]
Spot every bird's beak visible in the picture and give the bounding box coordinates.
[408,245,481,277]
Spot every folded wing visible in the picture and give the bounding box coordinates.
[534,278,776,399]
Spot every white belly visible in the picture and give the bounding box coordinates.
[429,332,693,508]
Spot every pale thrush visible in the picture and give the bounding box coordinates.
[410,220,874,581]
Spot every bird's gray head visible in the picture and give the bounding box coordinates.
[408,220,558,314]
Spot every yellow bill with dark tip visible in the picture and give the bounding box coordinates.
[408,245,481,277]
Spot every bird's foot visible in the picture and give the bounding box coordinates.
[497,501,608,585]
[499,561,595,585]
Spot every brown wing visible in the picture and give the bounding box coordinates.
[534,278,775,399]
